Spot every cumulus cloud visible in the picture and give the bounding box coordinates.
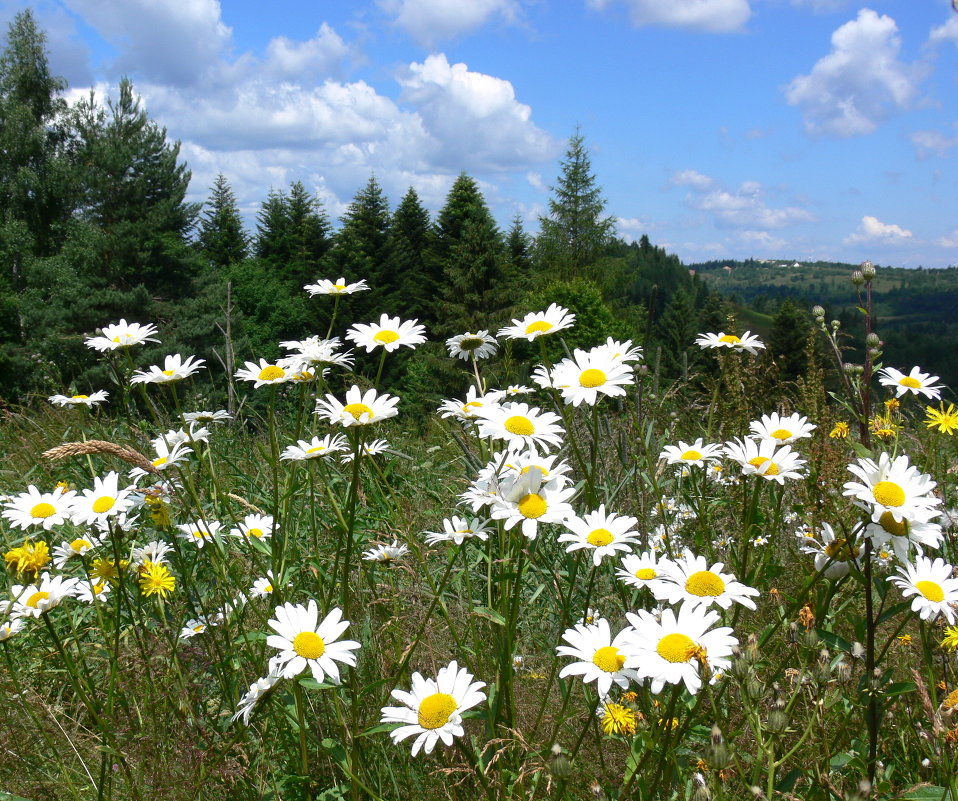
[784,9,921,137]
[844,215,913,244]
[383,0,520,47]
[263,24,358,82]
[587,0,751,33]
[910,128,958,159]
[928,16,958,50]
[671,170,814,229]
[937,230,958,249]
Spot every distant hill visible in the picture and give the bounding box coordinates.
[689,259,958,393]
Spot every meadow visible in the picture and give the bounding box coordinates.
[1,266,957,801]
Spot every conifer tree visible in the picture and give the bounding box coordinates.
[537,129,615,280]
[385,187,434,323]
[198,174,248,269]
[285,180,331,288]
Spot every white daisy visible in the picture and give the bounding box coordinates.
[74,578,111,604]
[499,304,575,341]
[11,573,80,617]
[232,673,282,724]
[250,572,277,598]
[475,402,565,454]
[446,331,498,361]
[558,506,641,566]
[51,535,102,569]
[182,410,232,425]
[625,604,737,695]
[649,550,760,611]
[176,520,222,549]
[865,508,943,562]
[70,472,135,526]
[695,331,765,355]
[229,514,275,541]
[130,354,206,385]
[266,601,360,684]
[890,556,958,624]
[878,366,944,400]
[346,314,426,353]
[723,437,806,484]
[660,439,724,468]
[362,540,409,563]
[844,452,941,525]
[497,451,574,489]
[316,385,400,427]
[437,386,504,421]
[424,515,492,546]
[748,412,817,445]
[339,438,391,463]
[235,359,294,388]
[146,440,193,472]
[616,551,678,591]
[0,618,26,641]
[556,617,640,697]
[304,277,369,295]
[48,390,109,408]
[380,661,486,756]
[591,337,643,364]
[84,319,159,351]
[2,486,77,531]
[504,384,533,396]
[547,348,635,407]
[797,522,861,579]
[279,335,354,369]
[490,481,576,540]
[281,434,348,461]
[180,618,211,639]
[130,540,174,566]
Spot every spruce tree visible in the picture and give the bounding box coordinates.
[385,187,434,323]
[537,129,616,280]
[285,180,331,288]
[198,174,248,270]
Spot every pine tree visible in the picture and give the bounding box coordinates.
[537,129,616,280]
[505,214,533,277]
[769,300,812,381]
[255,188,290,264]
[198,174,248,269]
[385,187,434,323]
[285,180,331,288]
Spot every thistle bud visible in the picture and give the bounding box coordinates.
[812,305,825,318]
[766,710,788,734]
[802,629,820,648]
[708,726,729,768]
[746,677,765,699]
[865,332,881,347]
[851,270,865,286]
[861,261,876,280]
[549,745,571,780]
[868,348,881,360]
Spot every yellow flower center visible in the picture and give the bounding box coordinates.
[518,493,547,519]
[72,394,88,400]
[162,369,175,377]
[194,530,210,539]
[656,633,696,663]
[247,528,264,538]
[592,645,626,673]
[685,570,726,597]
[26,591,50,608]
[343,402,374,421]
[525,320,553,334]
[872,481,905,507]
[587,528,614,547]
[635,567,657,580]
[70,539,91,552]
[306,446,326,455]
[263,583,273,593]
[462,401,483,411]
[719,334,741,344]
[30,503,56,519]
[681,450,702,461]
[374,330,400,345]
[579,368,606,388]
[417,692,458,729]
[92,496,115,514]
[258,365,285,381]
[770,428,792,440]
[916,580,945,603]
[748,457,779,476]
[153,456,168,467]
[504,415,535,436]
[899,376,922,388]
[878,511,909,538]
[333,283,346,291]
[824,537,859,561]
[292,631,326,660]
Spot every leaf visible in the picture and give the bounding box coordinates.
[884,682,917,698]
[472,606,506,626]
[776,768,802,793]
[816,628,854,655]
[893,786,952,801]
[0,793,36,801]
[876,601,912,626]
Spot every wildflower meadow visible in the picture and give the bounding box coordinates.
[3,264,958,801]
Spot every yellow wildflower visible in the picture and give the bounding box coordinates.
[926,402,958,436]
[829,422,849,439]
[599,702,637,736]
[3,540,51,576]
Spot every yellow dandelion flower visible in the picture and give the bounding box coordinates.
[4,540,51,576]
[144,496,172,529]
[896,634,912,646]
[91,557,129,583]
[599,702,637,736]
[926,403,958,436]
[941,626,958,652]
[139,561,175,598]
[829,422,849,439]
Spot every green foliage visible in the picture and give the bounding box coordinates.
[198,173,249,269]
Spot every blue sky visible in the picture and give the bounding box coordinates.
[4,0,958,267]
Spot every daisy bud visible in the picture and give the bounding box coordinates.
[746,677,765,699]
[868,348,881,360]
[843,362,857,375]
[861,261,876,280]
[851,270,865,286]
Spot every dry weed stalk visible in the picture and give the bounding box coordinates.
[42,440,157,474]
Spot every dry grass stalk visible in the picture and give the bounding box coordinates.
[42,440,157,474]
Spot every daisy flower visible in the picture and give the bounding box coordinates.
[235,359,293,388]
[250,572,277,598]
[280,335,354,369]
[649,550,759,611]
[558,506,641,566]
[180,618,211,639]
[316,385,399,427]
[591,337,643,364]
[11,574,80,617]
[70,472,135,526]
[891,556,958,624]
[51,535,101,570]
[748,412,817,445]
[660,439,723,468]
[498,451,574,489]
[144,440,193,473]
[438,387,504,421]
[380,661,486,756]
[130,540,174,566]
[49,390,109,408]
[346,314,426,353]
[266,601,360,684]
[616,551,678,591]
[362,540,409,563]
[499,303,575,341]
[183,410,232,425]
[304,277,369,295]
[556,618,640,697]
[723,437,806,484]
[446,331,498,361]
[879,367,944,400]
[0,619,26,642]
[625,604,738,695]
[503,384,533,396]
[177,520,222,549]
[84,319,159,351]
[865,508,942,562]
[844,452,940,525]
[695,330,765,356]
[547,348,635,407]
[232,673,282,724]
[130,354,206,385]
[424,515,492,546]
[340,438,390,463]
[2,486,77,531]
[475,402,565,454]
[281,434,348,461]
[490,482,576,540]
[229,514,275,541]
[797,523,861,579]
[75,579,111,604]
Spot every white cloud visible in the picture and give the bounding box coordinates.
[784,9,921,137]
[263,24,357,82]
[928,16,958,49]
[844,215,913,244]
[910,127,958,158]
[587,0,751,33]
[383,0,520,47]
[671,170,814,229]
[526,172,548,192]
[937,230,958,249]
[616,217,652,240]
